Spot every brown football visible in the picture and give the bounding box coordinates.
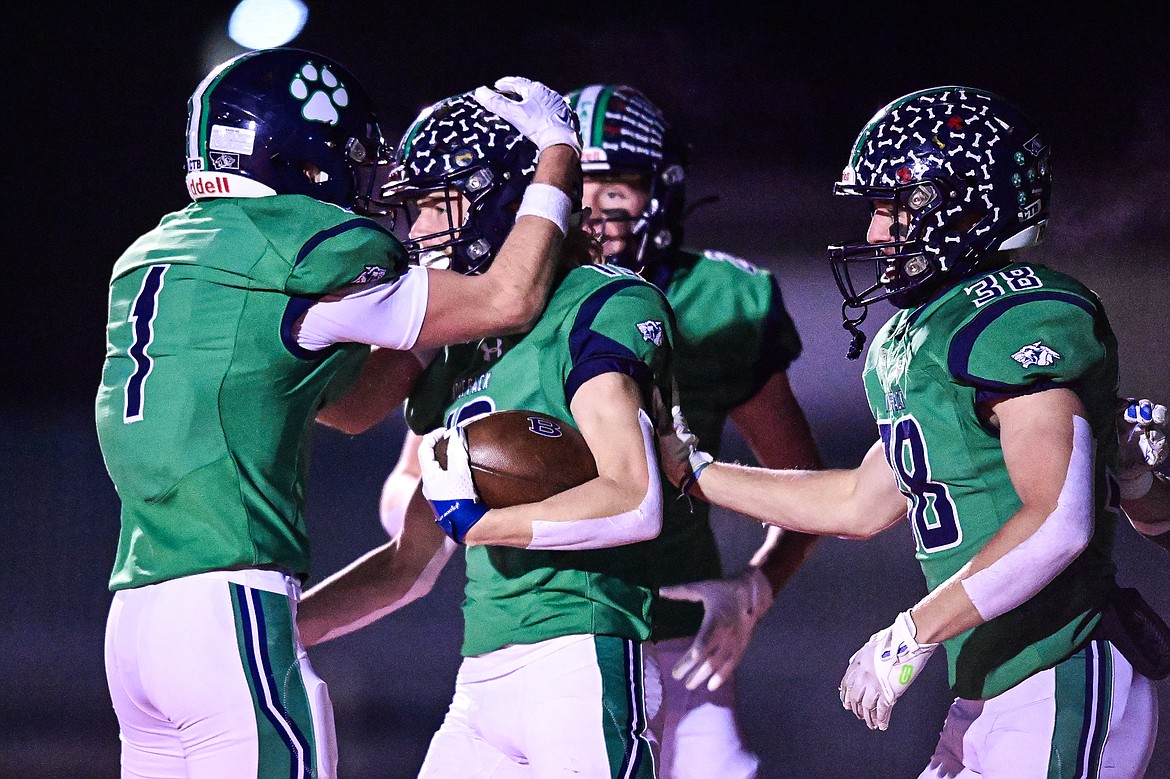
[435,410,598,509]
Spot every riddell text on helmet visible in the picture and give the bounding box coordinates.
[187,175,233,197]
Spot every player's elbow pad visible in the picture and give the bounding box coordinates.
[526,410,663,550]
[961,416,1095,621]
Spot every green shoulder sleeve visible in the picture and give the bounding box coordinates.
[949,291,1105,394]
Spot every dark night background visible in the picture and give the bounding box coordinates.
[3,2,1168,777]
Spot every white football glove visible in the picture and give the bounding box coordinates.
[418,427,488,544]
[839,610,938,731]
[1117,398,1169,500]
[660,567,774,691]
[472,77,581,154]
[657,405,714,495]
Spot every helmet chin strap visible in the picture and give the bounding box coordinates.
[842,301,868,360]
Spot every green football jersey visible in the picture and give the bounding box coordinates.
[863,261,1120,699]
[646,249,803,640]
[96,195,406,590]
[406,263,675,657]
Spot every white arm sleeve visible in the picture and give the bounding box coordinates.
[960,415,1095,621]
[526,409,664,550]
[295,266,429,351]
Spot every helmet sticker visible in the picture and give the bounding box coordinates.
[210,152,240,171]
[289,63,348,125]
[209,125,256,155]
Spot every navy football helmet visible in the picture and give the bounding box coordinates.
[566,84,688,272]
[184,48,389,214]
[379,93,538,274]
[829,86,1051,354]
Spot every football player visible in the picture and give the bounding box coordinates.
[659,87,1161,778]
[95,50,580,779]
[564,83,823,779]
[299,83,674,778]
[360,83,825,779]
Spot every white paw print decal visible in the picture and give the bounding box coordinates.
[289,62,348,125]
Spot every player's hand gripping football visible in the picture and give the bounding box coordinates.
[839,610,938,731]
[473,77,581,154]
[1117,397,1168,499]
[660,567,774,691]
[656,405,714,496]
[418,427,489,544]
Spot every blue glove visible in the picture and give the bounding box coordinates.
[418,427,489,544]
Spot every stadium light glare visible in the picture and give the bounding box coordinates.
[228,0,309,49]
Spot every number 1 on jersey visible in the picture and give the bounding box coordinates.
[124,264,168,423]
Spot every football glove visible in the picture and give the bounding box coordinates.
[660,567,774,691]
[840,610,938,731]
[472,77,581,154]
[657,405,713,495]
[1117,398,1169,500]
[418,427,489,544]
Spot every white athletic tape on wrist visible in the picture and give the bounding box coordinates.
[515,183,571,236]
[527,409,663,550]
[961,415,1095,621]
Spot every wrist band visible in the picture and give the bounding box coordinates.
[516,183,571,236]
[680,460,709,497]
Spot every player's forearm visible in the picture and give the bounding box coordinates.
[476,146,580,334]
[750,526,820,597]
[914,401,1095,644]
[298,539,450,646]
[1123,477,1170,534]
[315,348,423,434]
[912,497,1089,644]
[695,461,884,537]
[463,468,661,549]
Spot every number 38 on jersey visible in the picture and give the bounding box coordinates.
[880,416,963,554]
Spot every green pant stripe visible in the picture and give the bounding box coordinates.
[1049,640,1113,779]
[595,636,655,779]
[231,584,317,778]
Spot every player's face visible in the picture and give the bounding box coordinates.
[409,189,471,268]
[866,200,912,251]
[582,174,651,263]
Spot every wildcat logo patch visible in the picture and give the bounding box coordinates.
[1011,341,1061,368]
[637,320,664,346]
[352,265,387,284]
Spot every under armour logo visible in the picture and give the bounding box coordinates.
[479,338,504,362]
